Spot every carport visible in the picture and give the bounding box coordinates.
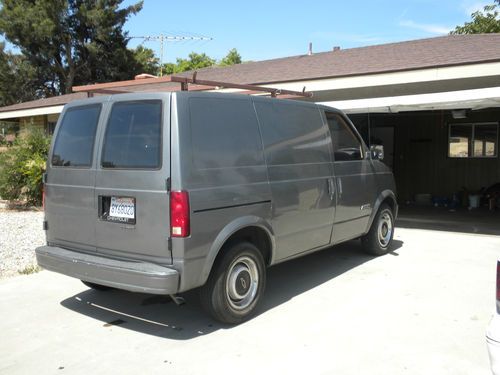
[323,87,500,208]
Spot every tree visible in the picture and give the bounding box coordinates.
[131,45,160,76]
[160,49,243,75]
[0,43,15,106]
[0,43,41,106]
[160,52,215,75]
[176,52,217,72]
[162,63,177,76]
[220,48,242,66]
[0,0,143,94]
[451,1,500,34]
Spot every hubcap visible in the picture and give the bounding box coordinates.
[226,256,259,310]
[377,211,393,248]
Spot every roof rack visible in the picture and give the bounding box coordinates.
[72,72,313,99]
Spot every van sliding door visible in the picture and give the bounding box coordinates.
[254,100,336,261]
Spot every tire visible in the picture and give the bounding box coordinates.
[361,203,395,256]
[200,242,266,324]
[81,280,113,291]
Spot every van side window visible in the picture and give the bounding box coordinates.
[51,104,101,167]
[189,97,264,169]
[254,101,331,165]
[325,112,363,161]
[102,100,162,169]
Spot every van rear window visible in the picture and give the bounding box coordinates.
[101,101,162,169]
[51,104,101,167]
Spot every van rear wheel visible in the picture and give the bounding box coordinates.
[361,203,394,256]
[200,242,266,324]
[81,281,113,291]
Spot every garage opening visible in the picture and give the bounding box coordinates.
[348,107,500,234]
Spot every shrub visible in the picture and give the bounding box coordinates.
[0,129,50,206]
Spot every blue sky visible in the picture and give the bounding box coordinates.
[123,0,493,63]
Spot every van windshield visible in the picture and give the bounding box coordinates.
[101,100,162,169]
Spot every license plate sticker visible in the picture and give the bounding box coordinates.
[109,197,135,223]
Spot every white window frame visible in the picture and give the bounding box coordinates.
[448,122,498,159]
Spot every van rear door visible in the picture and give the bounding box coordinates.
[94,95,172,264]
[46,103,102,252]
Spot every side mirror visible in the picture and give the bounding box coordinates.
[370,144,384,160]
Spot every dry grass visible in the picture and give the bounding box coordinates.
[0,200,42,212]
[18,264,41,275]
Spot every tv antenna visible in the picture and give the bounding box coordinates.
[130,34,213,76]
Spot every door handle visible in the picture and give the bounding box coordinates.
[327,178,335,201]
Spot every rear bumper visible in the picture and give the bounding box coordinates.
[36,245,179,295]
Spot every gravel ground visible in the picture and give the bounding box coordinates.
[0,209,45,278]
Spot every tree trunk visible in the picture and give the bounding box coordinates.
[62,38,75,94]
[65,66,75,94]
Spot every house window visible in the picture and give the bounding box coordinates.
[47,121,57,135]
[448,123,498,158]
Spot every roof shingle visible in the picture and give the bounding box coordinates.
[176,34,500,84]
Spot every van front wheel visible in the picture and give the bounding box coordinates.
[200,242,266,324]
[361,203,394,256]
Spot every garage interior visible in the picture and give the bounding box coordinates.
[349,107,500,234]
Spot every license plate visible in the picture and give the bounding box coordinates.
[108,197,135,224]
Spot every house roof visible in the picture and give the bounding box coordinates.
[1,34,499,114]
[171,34,500,85]
[0,92,88,113]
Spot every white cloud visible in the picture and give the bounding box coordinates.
[399,20,451,34]
[462,1,491,15]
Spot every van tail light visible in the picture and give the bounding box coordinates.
[170,191,190,238]
[496,261,500,302]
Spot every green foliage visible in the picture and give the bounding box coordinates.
[159,48,243,76]
[220,48,242,66]
[174,52,216,73]
[0,43,41,106]
[0,130,50,206]
[161,62,177,76]
[451,1,500,34]
[0,0,143,94]
[131,45,160,76]
[159,52,215,75]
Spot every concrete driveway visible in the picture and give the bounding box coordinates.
[1,227,498,375]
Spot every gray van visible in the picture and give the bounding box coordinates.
[36,92,397,324]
